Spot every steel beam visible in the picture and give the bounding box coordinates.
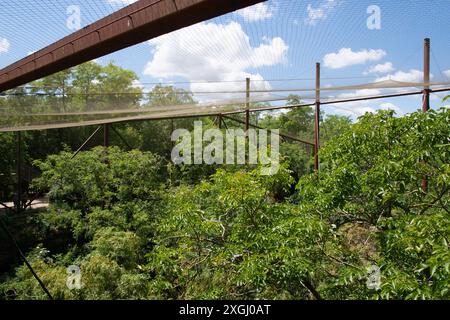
[0,0,265,92]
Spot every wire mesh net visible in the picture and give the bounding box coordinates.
[1,0,449,131]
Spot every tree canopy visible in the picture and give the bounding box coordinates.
[1,101,448,299]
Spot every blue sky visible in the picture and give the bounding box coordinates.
[1,0,449,117]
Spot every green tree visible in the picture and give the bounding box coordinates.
[297,108,450,299]
[98,62,142,109]
[1,99,448,301]
[140,85,197,159]
[0,133,17,200]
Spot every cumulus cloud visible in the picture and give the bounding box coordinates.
[324,48,386,69]
[330,89,404,117]
[0,38,10,54]
[305,0,340,25]
[237,3,273,22]
[145,22,288,79]
[191,72,273,103]
[444,70,450,78]
[144,21,288,101]
[366,62,395,74]
[338,89,382,99]
[375,69,432,83]
[329,102,375,117]
[131,79,144,89]
[379,102,403,114]
[332,89,382,116]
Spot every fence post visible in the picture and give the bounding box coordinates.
[245,77,250,132]
[103,123,110,147]
[16,131,22,213]
[314,62,321,172]
[422,38,430,192]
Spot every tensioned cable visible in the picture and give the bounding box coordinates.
[4,80,450,96]
[0,214,53,299]
[2,88,449,132]
[2,0,450,131]
[7,75,380,89]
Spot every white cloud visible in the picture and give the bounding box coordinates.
[144,21,287,101]
[444,70,450,78]
[330,89,404,117]
[305,0,340,25]
[328,89,379,116]
[375,69,431,83]
[191,72,272,103]
[331,89,403,117]
[338,89,382,99]
[131,79,144,89]
[366,62,395,74]
[145,22,288,79]
[329,102,374,117]
[379,102,403,115]
[237,3,273,22]
[0,38,10,54]
[324,48,386,69]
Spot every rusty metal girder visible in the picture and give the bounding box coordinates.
[0,0,265,92]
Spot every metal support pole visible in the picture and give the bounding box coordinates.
[218,114,222,129]
[314,63,321,172]
[245,77,250,163]
[306,144,310,174]
[423,38,430,112]
[422,38,430,192]
[103,123,110,147]
[16,131,22,213]
[245,77,250,132]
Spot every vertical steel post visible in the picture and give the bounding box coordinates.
[103,123,109,147]
[245,77,250,132]
[16,131,22,213]
[245,78,250,164]
[422,38,430,192]
[423,38,430,112]
[314,63,321,172]
[170,119,174,153]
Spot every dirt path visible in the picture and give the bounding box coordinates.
[0,198,49,211]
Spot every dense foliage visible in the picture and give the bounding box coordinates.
[1,103,448,299]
